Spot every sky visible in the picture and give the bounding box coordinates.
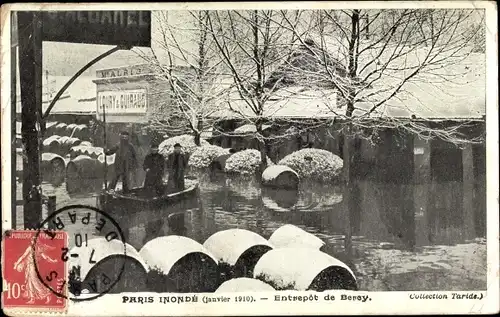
[42,11,193,77]
[40,9,485,77]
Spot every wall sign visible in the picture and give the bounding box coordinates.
[96,64,154,79]
[97,89,147,115]
[42,11,151,47]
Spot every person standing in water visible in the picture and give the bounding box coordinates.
[106,131,138,193]
[166,143,188,192]
[143,143,166,196]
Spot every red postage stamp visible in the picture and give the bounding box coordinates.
[2,230,68,312]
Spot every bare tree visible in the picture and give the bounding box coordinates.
[275,9,485,256]
[278,9,484,145]
[207,10,325,172]
[143,11,229,146]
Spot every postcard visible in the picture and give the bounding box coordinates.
[1,1,498,315]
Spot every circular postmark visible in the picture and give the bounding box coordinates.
[32,204,127,302]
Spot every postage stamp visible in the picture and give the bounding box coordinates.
[2,230,67,312]
[1,1,499,316]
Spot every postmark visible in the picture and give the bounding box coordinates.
[33,204,127,302]
[2,229,67,312]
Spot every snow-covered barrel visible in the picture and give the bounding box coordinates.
[69,146,85,159]
[54,123,68,135]
[60,137,82,155]
[254,248,357,291]
[269,224,325,250]
[139,236,219,293]
[66,155,115,193]
[262,165,299,189]
[44,121,59,136]
[72,124,90,140]
[215,277,275,293]
[70,146,104,159]
[203,229,273,281]
[66,155,101,179]
[66,123,77,136]
[79,141,92,147]
[42,135,61,154]
[40,152,66,184]
[69,238,149,295]
[216,277,276,293]
[86,146,104,159]
[56,136,70,154]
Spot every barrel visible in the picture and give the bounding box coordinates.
[57,136,70,149]
[69,145,100,159]
[66,155,115,193]
[261,165,299,189]
[216,278,275,293]
[83,146,104,159]
[66,123,77,136]
[203,229,272,282]
[60,137,82,155]
[253,248,357,291]
[268,224,325,250]
[42,135,61,154]
[69,146,85,159]
[72,124,90,140]
[66,155,102,179]
[45,121,59,137]
[140,236,219,293]
[70,238,149,294]
[41,152,65,185]
[54,123,67,136]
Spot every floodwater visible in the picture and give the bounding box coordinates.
[14,172,487,292]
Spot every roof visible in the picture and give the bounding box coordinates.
[211,51,485,120]
[211,86,338,119]
[15,75,97,114]
[353,52,485,119]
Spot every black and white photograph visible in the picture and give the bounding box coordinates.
[1,2,498,316]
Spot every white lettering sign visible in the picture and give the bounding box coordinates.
[97,89,147,114]
[96,65,153,79]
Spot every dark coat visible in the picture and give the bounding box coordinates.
[143,153,165,188]
[166,152,188,191]
[106,142,138,173]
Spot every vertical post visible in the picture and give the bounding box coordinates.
[11,12,18,230]
[18,11,43,229]
[47,195,57,230]
[342,124,353,264]
[102,95,108,191]
[462,143,475,240]
[413,135,431,246]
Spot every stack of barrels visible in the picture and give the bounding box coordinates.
[40,121,115,193]
[46,122,89,139]
[42,135,82,156]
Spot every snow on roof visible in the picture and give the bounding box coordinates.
[15,75,97,114]
[353,52,485,119]
[211,52,485,120]
[211,86,338,119]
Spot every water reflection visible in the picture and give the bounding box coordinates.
[37,175,486,252]
[25,171,486,290]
